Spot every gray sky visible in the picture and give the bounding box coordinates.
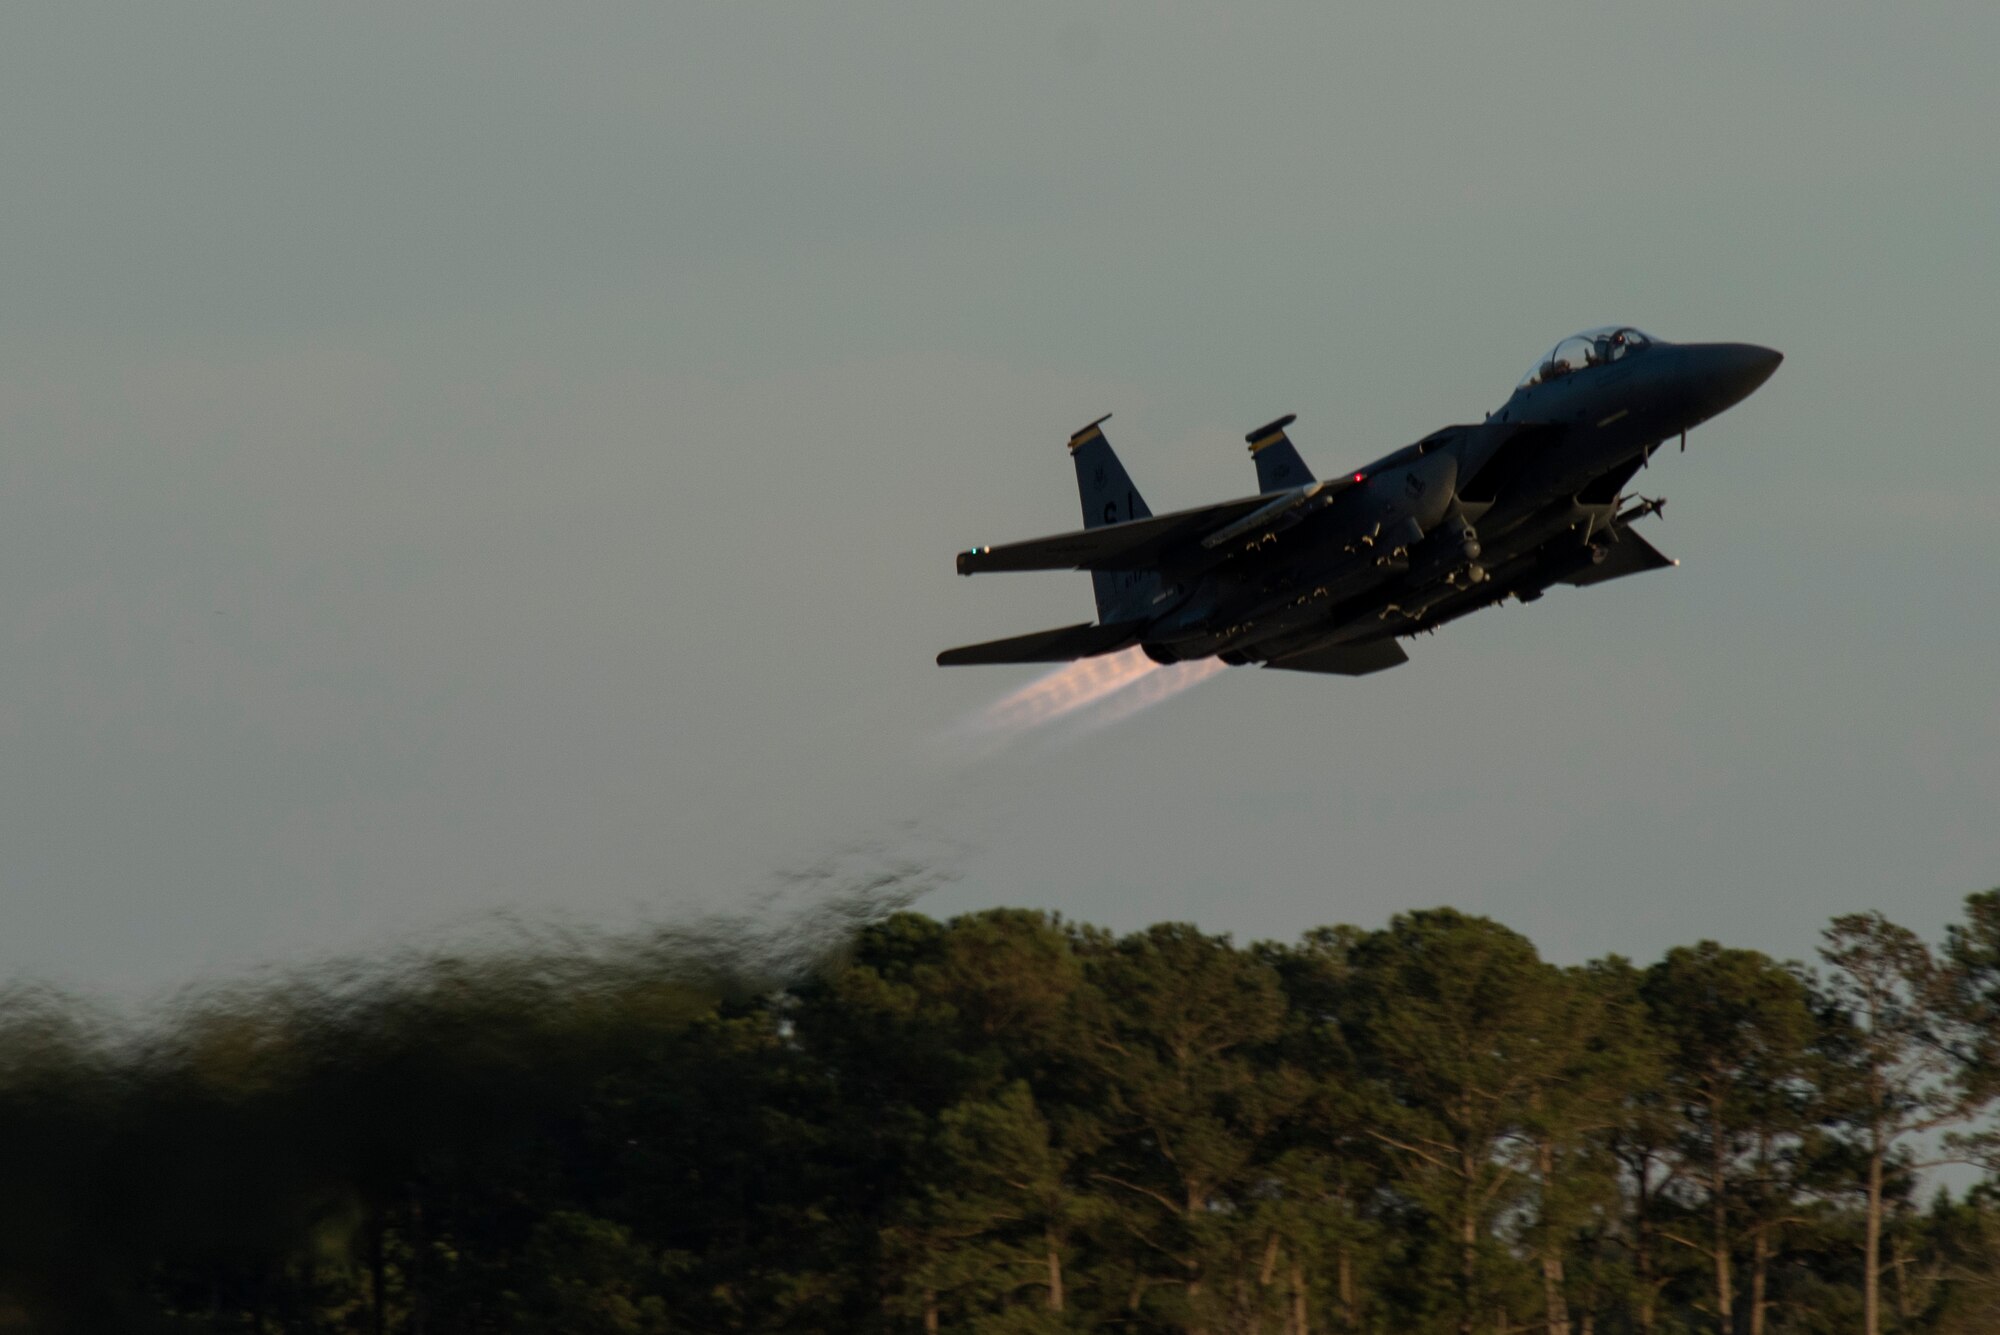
[3,2,1997,997]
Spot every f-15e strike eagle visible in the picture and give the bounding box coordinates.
[939,327,1781,676]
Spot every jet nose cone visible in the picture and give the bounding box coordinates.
[1724,342,1784,392]
[1686,342,1783,417]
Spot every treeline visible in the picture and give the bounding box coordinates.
[11,899,2000,1333]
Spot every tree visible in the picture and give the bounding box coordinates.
[882,1082,1097,1330]
[920,911,1100,1324]
[1261,928,1395,1334]
[507,1212,669,1335]
[1525,959,1659,1335]
[1817,911,1988,1335]
[1073,923,1298,1334]
[15,902,2000,1331]
[1641,942,1817,1335]
[1943,888,2000,1148]
[1588,956,1684,1335]
[1342,909,1603,1335]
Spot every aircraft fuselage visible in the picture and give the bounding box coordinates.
[941,328,1782,677]
[1141,337,1781,666]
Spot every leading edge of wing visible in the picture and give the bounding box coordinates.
[957,477,1362,576]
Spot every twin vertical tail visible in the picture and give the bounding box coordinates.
[1068,414,1165,624]
[1247,413,1314,492]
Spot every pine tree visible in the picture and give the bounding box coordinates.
[1817,912,1988,1335]
[1641,941,1817,1335]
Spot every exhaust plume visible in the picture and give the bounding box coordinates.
[951,647,1232,752]
[1067,655,1229,734]
[983,648,1156,729]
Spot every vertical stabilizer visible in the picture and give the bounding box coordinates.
[1070,415,1151,528]
[1067,414,1164,624]
[1246,413,1314,493]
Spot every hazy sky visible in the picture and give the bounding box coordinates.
[4,3,1997,997]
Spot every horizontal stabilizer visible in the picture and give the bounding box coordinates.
[937,619,1145,667]
[1562,525,1677,587]
[1263,638,1410,676]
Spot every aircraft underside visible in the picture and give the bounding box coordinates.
[1138,485,1675,676]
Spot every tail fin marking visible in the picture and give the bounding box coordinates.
[1066,415,1165,624]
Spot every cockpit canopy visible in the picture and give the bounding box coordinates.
[1519,326,1656,388]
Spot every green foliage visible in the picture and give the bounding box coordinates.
[508,1212,671,1335]
[3,898,2000,1332]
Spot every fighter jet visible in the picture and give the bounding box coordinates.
[939,327,1780,675]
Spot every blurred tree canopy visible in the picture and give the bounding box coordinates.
[8,895,2000,1333]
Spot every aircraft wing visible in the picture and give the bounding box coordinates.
[1562,525,1677,587]
[957,478,1364,576]
[957,495,1272,574]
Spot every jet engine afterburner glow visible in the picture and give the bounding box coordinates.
[956,647,1231,749]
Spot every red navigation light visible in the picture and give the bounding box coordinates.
[1352,471,1366,483]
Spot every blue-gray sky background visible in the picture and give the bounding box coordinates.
[3,3,1995,995]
